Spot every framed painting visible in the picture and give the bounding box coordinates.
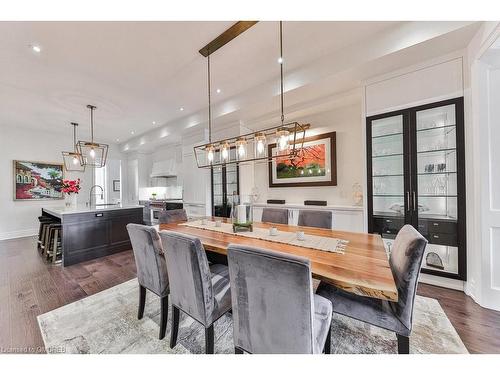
[113,180,121,192]
[268,131,337,188]
[13,160,64,200]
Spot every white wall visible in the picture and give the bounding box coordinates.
[0,126,93,239]
[251,103,363,206]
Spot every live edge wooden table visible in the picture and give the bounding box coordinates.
[159,218,398,302]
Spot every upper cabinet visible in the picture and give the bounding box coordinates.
[366,97,466,280]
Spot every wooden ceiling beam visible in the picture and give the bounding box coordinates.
[198,21,258,57]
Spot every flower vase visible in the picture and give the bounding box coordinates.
[65,194,77,208]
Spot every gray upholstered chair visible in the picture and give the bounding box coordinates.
[227,244,333,354]
[126,223,169,340]
[261,207,289,225]
[316,224,427,354]
[298,209,332,229]
[159,230,232,354]
[158,209,188,224]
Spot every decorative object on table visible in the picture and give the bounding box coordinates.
[61,122,85,172]
[62,178,81,208]
[304,200,327,206]
[352,182,363,206]
[13,160,64,200]
[269,226,278,236]
[194,21,309,169]
[231,195,253,232]
[76,104,109,168]
[268,131,337,188]
[296,231,305,241]
[113,180,121,192]
[425,252,444,270]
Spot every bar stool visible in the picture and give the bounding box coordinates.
[37,216,55,252]
[42,224,63,263]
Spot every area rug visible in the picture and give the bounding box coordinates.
[37,278,468,354]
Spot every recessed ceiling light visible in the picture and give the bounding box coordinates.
[277,57,283,64]
[179,107,184,111]
[152,121,156,125]
[31,45,41,53]
[131,131,135,135]
[116,138,120,142]
[216,88,221,94]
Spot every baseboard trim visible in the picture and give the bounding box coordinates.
[0,228,38,241]
[419,273,465,291]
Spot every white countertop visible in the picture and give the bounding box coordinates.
[253,202,364,211]
[42,204,144,218]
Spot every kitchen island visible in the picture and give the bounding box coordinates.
[41,204,143,266]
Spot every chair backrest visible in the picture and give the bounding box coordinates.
[389,224,428,332]
[297,210,332,229]
[126,223,169,296]
[159,230,214,325]
[158,209,188,224]
[261,208,288,225]
[227,244,316,354]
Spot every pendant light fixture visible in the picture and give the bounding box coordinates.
[194,21,308,168]
[77,104,109,168]
[61,122,86,172]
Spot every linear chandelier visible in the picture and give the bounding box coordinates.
[61,122,86,172]
[76,104,109,168]
[194,21,308,168]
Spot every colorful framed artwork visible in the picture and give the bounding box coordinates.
[268,131,337,188]
[13,160,64,200]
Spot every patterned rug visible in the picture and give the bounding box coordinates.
[37,278,468,354]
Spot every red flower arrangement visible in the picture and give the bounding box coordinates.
[62,178,81,195]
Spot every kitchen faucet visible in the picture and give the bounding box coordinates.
[89,185,104,207]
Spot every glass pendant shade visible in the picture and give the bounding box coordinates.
[62,122,85,172]
[206,144,216,165]
[254,132,267,158]
[77,104,109,168]
[235,137,247,161]
[276,127,290,155]
[221,141,231,163]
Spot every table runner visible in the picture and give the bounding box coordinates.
[178,220,348,254]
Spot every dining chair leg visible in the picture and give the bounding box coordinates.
[323,327,332,354]
[138,285,146,320]
[396,334,409,354]
[170,306,180,349]
[205,324,214,354]
[159,295,168,340]
[235,347,244,354]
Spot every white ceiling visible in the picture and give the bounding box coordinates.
[0,21,480,151]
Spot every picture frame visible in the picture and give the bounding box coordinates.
[113,180,121,192]
[268,131,337,188]
[13,160,65,200]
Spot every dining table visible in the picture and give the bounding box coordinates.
[159,217,398,302]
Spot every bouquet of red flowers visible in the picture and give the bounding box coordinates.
[62,178,81,195]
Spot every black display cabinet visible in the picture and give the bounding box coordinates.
[211,147,239,218]
[366,97,466,280]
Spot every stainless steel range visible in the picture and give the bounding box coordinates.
[140,199,183,225]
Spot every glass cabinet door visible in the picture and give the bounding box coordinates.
[415,103,459,275]
[371,114,406,218]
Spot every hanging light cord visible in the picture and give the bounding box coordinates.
[207,49,212,143]
[280,20,284,125]
[87,105,96,143]
[71,123,78,152]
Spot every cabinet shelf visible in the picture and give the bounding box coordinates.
[417,148,456,155]
[417,171,457,175]
[417,124,456,133]
[373,194,404,197]
[372,132,403,139]
[419,195,457,198]
[372,153,404,159]
[373,174,404,177]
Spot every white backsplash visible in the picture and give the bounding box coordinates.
[138,186,182,201]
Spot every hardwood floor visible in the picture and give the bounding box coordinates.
[1,236,499,354]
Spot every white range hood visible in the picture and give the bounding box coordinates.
[151,160,177,178]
